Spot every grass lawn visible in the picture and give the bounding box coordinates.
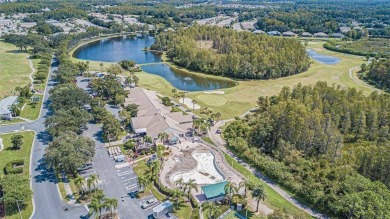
[0,118,25,126]
[0,131,35,219]
[20,94,43,120]
[202,204,230,219]
[138,41,376,119]
[0,40,31,98]
[173,202,193,219]
[224,154,311,218]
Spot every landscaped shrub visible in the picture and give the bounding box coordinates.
[154,178,174,196]
[190,193,199,208]
[4,159,25,175]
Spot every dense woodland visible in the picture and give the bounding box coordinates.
[224,82,390,218]
[152,25,310,79]
[362,59,390,92]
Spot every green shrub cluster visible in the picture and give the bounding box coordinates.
[4,159,25,175]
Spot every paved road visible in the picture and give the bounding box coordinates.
[77,76,152,219]
[0,58,88,219]
[209,119,328,219]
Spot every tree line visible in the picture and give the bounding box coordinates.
[224,81,390,218]
[362,58,390,91]
[151,25,310,79]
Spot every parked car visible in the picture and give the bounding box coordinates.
[77,163,92,172]
[142,198,157,209]
[216,129,221,134]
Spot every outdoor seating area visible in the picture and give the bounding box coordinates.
[107,146,123,157]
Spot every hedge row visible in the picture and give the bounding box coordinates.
[4,159,25,175]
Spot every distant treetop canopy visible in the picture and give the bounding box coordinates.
[151,25,310,79]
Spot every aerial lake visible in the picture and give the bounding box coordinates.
[307,49,341,65]
[73,36,235,91]
[73,36,161,63]
[141,64,235,92]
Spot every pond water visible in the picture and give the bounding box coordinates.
[73,36,162,63]
[141,64,235,92]
[307,49,341,65]
[73,36,235,91]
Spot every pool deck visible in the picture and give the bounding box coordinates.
[159,139,243,197]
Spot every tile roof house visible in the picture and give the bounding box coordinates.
[282,31,297,37]
[300,32,313,37]
[0,96,18,120]
[314,32,329,38]
[267,30,281,36]
[127,88,193,143]
[331,33,345,38]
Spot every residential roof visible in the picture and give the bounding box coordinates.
[282,31,296,36]
[339,26,351,33]
[253,30,265,34]
[331,33,345,38]
[267,31,281,35]
[0,96,18,115]
[301,32,313,36]
[314,32,329,37]
[201,181,228,199]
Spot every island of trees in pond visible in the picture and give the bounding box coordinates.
[151,25,310,79]
[224,82,390,218]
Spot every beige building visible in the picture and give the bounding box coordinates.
[126,88,193,143]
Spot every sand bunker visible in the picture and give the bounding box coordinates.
[203,90,225,94]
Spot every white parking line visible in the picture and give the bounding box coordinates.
[126,185,138,190]
[118,170,132,176]
[122,176,137,182]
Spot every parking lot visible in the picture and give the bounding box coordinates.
[115,162,139,193]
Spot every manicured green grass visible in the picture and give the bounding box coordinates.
[201,137,215,146]
[202,204,230,219]
[20,94,43,120]
[224,154,310,218]
[173,202,193,219]
[138,41,375,120]
[0,118,25,126]
[0,40,31,97]
[0,131,35,219]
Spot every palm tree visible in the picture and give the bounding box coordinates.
[74,175,85,195]
[88,190,107,219]
[192,99,198,111]
[87,174,99,195]
[175,177,184,189]
[252,185,266,212]
[224,182,238,206]
[171,89,177,97]
[179,92,186,104]
[158,132,169,144]
[183,179,198,201]
[215,112,221,122]
[137,175,147,191]
[171,189,184,209]
[239,180,254,197]
[202,201,220,219]
[104,198,118,219]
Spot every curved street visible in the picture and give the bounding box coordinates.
[0,58,88,219]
